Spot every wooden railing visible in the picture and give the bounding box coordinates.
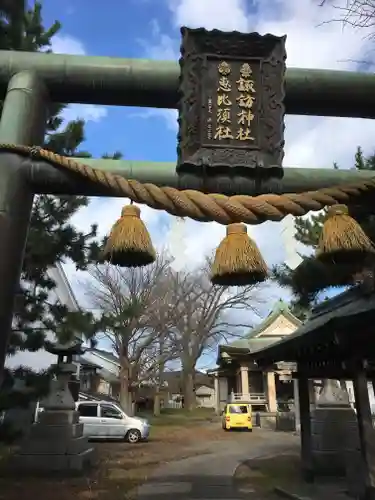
[229,392,267,403]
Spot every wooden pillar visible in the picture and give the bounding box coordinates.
[214,375,220,415]
[266,371,277,412]
[240,365,249,395]
[298,371,314,483]
[293,378,300,432]
[352,364,375,500]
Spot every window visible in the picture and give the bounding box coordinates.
[229,405,249,414]
[77,404,98,417]
[100,404,122,419]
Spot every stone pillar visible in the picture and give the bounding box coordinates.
[352,367,375,499]
[311,379,359,477]
[266,371,277,412]
[240,365,249,395]
[214,375,220,415]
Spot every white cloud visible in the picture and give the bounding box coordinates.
[63,197,169,307]
[66,0,375,277]
[43,1,375,371]
[50,35,108,124]
[61,104,108,124]
[126,0,375,275]
[5,350,55,371]
[50,34,86,56]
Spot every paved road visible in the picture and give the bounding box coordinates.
[137,428,299,500]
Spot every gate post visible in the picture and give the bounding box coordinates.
[0,71,49,381]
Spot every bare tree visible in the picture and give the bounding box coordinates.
[318,0,375,35]
[84,253,177,414]
[158,260,270,411]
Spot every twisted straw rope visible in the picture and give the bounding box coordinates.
[2,144,375,226]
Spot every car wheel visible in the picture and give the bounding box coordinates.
[126,429,141,443]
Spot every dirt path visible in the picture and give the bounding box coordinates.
[0,420,300,500]
[136,428,300,500]
[0,419,273,500]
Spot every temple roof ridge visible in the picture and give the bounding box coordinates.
[244,299,301,340]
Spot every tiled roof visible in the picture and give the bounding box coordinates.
[248,285,372,364]
[89,348,120,365]
[78,357,100,369]
[217,300,301,360]
[163,370,214,393]
[244,299,301,340]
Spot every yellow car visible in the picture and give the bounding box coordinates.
[221,403,252,431]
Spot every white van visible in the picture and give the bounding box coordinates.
[75,400,150,443]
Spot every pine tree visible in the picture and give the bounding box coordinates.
[0,3,118,411]
[273,148,375,318]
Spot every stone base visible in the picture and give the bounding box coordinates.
[21,434,89,455]
[345,450,366,498]
[10,447,97,474]
[10,409,97,475]
[312,451,346,476]
[30,422,84,440]
[38,409,79,425]
[311,405,360,477]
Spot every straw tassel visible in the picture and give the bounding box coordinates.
[101,204,156,267]
[316,204,375,266]
[211,223,268,286]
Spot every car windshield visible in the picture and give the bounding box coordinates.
[111,403,126,415]
[229,405,249,414]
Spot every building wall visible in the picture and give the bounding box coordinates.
[79,370,120,400]
[82,351,119,377]
[6,262,80,372]
[97,379,111,396]
[249,371,264,394]
[195,385,215,408]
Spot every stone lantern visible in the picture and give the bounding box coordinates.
[11,338,96,473]
[43,339,83,409]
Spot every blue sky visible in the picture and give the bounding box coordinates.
[41,0,179,162]
[9,0,375,371]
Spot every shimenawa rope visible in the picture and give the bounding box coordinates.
[1,144,374,226]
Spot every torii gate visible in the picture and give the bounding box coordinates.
[0,27,374,383]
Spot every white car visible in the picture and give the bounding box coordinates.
[76,400,150,443]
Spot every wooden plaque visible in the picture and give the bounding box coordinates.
[177,27,286,172]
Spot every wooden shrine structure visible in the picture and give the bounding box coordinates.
[215,300,301,411]
[250,283,375,499]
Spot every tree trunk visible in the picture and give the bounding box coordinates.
[153,392,161,416]
[119,364,132,414]
[182,369,196,412]
[154,336,165,416]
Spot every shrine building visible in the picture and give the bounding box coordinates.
[213,300,301,412]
